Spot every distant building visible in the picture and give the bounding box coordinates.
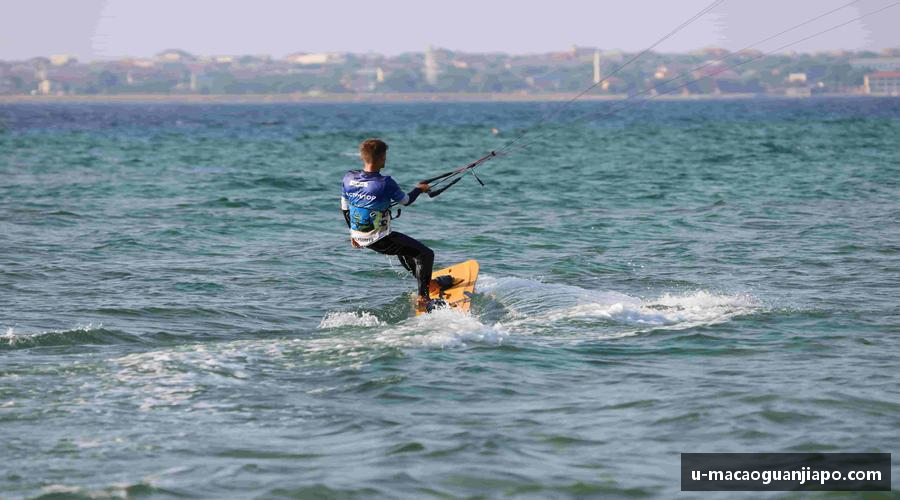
[864,72,900,95]
[593,49,601,84]
[284,52,346,65]
[156,49,195,63]
[49,54,76,66]
[123,58,155,68]
[37,79,55,95]
[563,46,597,59]
[739,49,764,58]
[601,50,624,63]
[850,58,900,71]
[693,64,741,81]
[694,47,730,58]
[600,76,622,92]
[240,55,272,64]
[348,67,383,91]
[784,72,811,96]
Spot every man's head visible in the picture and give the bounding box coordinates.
[360,138,388,170]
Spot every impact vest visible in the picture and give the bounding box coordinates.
[341,170,407,246]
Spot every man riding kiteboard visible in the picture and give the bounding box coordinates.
[341,139,442,311]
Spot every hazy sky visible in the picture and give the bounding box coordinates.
[1,0,898,61]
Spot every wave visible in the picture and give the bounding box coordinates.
[315,307,505,351]
[372,307,507,349]
[481,275,756,337]
[28,481,180,499]
[315,299,507,352]
[319,311,385,328]
[545,290,754,328]
[316,274,757,350]
[0,323,205,350]
[0,324,135,350]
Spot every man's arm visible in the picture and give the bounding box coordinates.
[340,195,360,247]
[402,183,430,206]
[340,195,350,228]
[390,180,431,207]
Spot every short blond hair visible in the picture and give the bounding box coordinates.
[359,138,388,164]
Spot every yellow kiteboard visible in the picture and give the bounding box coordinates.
[415,260,479,315]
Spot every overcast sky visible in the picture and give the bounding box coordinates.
[1,0,898,61]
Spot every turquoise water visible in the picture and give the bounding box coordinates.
[1,99,899,498]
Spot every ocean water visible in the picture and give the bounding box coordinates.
[1,98,899,498]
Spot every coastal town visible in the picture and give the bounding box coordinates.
[2,46,899,98]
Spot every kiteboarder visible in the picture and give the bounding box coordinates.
[341,139,436,310]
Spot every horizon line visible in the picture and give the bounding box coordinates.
[8,44,900,63]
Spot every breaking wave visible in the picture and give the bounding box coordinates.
[319,311,385,329]
[0,324,133,350]
[481,275,756,338]
[316,274,757,349]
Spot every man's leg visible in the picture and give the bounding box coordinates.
[368,232,434,299]
[397,255,417,275]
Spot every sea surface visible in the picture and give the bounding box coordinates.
[1,98,899,499]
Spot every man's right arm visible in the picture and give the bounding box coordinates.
[340,195,360,247]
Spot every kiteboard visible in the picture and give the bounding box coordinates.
[415,260,479,315]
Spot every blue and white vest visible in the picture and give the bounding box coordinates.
[341,170,408,246]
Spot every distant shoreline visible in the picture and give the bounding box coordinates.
[0,92,884,104]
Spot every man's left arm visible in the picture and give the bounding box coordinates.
[389,179,430,206]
